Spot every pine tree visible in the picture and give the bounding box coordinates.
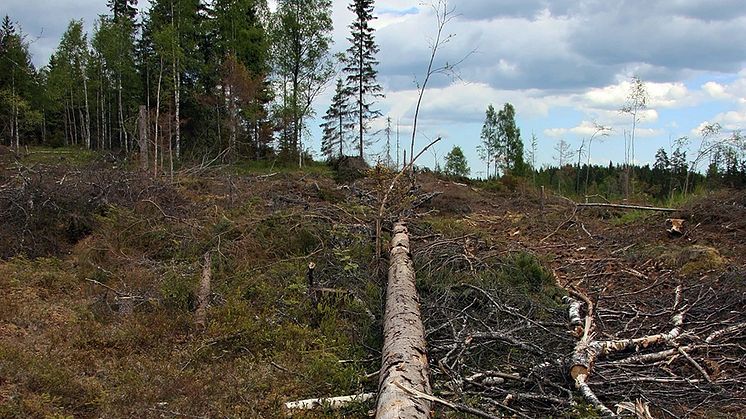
[108,0,139,21]
[383,116,393,168]
[320,78,353,160]
[1,15,38,148]
[343,0,382,160]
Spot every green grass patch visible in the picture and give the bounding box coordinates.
[230,159,332,176]
[20,146,99,166]
[610,209,654,226]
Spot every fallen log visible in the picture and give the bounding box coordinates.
[576,202,679,212]
[376,222,432,419]
[283,393,375,414]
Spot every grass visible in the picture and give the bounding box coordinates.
[610,209,654,226]
[18,146,99,166]
[0,158,381,417]
[230,158,332,176]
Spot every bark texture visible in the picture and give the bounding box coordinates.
[138,105,149,171]
[376,222,431,419]
[195,251,212,329]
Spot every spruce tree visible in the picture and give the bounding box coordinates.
[108,0,139,22]
[320,78,353,160]
[343,0,382,160]
[1,15,38,148]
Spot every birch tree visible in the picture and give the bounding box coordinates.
[271,0,334,164]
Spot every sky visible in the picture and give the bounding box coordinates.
[6,0,746,176]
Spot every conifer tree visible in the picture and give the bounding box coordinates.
[211,0,273,159]
[343,0,382,160]
[0,15,38,148]
[320,78,353,160]
[108,0,139,21]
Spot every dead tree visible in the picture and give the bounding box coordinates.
[195,251,212,329]
[376,222,432,419]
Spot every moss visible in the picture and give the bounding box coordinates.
[661,245,727,276]
[610,210,654,226]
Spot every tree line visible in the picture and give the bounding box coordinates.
[0,0,384,172]
[438,100,746,200]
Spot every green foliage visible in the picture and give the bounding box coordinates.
[271,0,334,158]
[501,252,554,292]
[423,215,482,238]
[0,15,40,147]
[610,210,653,226]
[231,158,332,176]
[478,103,525,178]
[444,145,470,178]
[344,0,383,159]
[161,271,197,311]
[0,343,104,417]
[19,146,98,166]
[321,78,354,160]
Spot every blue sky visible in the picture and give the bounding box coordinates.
[6,0,746,175]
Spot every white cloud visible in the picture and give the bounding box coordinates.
[544,128,568,138]
[702,81,729,99]
[583,80,692,110]
[712,110,746,131]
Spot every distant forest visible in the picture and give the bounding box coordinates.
[2,0,745,201]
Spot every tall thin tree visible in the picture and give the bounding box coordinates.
[344,0,382,160]
[320,78,352,160]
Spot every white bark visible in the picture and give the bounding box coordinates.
[138,105,149,170]
[284,393,375,414]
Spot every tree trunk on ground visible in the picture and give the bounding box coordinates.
[576,203,678,212]
[285,393,376,413]
[376,222,431,419]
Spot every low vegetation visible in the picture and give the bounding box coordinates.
[1,148,744,417]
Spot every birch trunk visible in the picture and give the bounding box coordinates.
[138,105,149,170]
[82,61,91,149]
[376,222,431,419]
[154,57,163,176]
